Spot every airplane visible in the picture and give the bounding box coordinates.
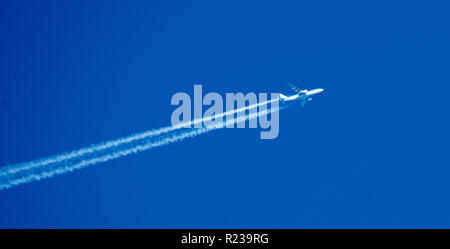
[279,83,324,107]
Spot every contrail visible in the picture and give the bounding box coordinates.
[0,98,278,177]
[0,99,286,190]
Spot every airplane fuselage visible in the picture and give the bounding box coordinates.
[281,88,324,102]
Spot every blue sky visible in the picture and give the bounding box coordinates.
[0,1,449,228]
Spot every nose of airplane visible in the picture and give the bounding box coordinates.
[311,88,324,94]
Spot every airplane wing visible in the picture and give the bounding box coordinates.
[301,99,307,107]
[287,83,303,94]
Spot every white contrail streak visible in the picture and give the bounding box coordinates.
[0,98,278,177]
[0,99,285,190]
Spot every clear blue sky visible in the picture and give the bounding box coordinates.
[0,0,449,228]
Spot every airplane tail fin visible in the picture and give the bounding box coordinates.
[279,93,288,100]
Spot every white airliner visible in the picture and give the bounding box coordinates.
[279,83,324,107]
